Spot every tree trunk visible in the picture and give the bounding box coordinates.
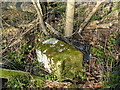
[64,0,75,37]
[32,0,49,35]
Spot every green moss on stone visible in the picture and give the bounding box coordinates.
[0,68,44,80]
[37,38,83,79]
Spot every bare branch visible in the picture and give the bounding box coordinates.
[78,2,103,33]
[1,19,39,54]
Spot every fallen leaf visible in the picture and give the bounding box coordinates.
[93,83,102,88]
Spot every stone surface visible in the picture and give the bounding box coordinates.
[36,38,83,79]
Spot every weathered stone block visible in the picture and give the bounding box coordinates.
[36,38,83,79]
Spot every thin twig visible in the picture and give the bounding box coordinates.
[2,19,39,54]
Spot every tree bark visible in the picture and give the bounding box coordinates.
[64,0,75,37]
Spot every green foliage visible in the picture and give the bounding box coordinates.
[74,20,83,26]
[2,41,38,71]
[104,64,120,89]
[3,43,30,70]
[91,36,116,64]
[91,14,102,21]
[107,56,115,65]
[45,74,57,81]
[57,8,66,12]
[4,51,26,70]
[108,37,116,45]
[5,74,44,88]
[91,35,118,88]
[78,6,87,15]
[91,47,105,62]
[77,72,87,80]
[107,37,116,65]
[6,74,30,88]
